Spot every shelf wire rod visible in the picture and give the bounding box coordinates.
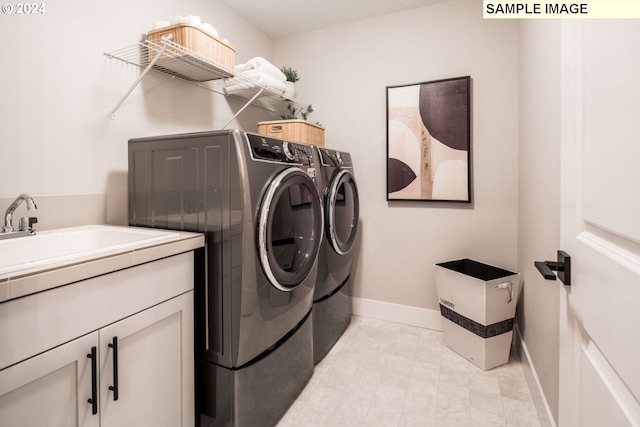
[110,35,173,118]
[226,93,276,113]
[104,46,141,68]
[221,87,265,129]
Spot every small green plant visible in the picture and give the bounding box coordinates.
[280,66,300,82]
[281,104,314,120]
[301,104,313,120]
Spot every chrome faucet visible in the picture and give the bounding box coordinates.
[2,193,38,237]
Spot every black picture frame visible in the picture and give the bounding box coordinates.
[386,76,471,202]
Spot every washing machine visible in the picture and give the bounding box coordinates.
[312,147,360,364]
[128,129,324,427]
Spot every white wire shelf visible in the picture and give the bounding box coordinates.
[104,37,309,119]
[105,38,234,82]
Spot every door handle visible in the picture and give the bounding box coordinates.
[86,346,98,415]
[535,250,571,286]
[108,336,119,401]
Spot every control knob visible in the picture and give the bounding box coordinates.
[282,141,296,161]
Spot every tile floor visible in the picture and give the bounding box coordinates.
[277,316,542,427]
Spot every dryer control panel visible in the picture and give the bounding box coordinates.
[318,147,353,168]
[246,133,314,165]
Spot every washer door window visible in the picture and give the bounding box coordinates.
[258,168,323,291]
[327,170,359,255]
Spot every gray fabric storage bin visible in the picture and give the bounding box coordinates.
[435,258,521,370]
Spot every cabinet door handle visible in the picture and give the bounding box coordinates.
[108,336,119,401]
[86,346,98,415]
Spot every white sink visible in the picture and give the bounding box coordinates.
[0,225,180,275]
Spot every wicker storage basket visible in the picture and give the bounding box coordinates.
[257,120,325,146]
[147,23,235,79]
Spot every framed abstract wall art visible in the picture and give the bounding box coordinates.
[386,76,471,202]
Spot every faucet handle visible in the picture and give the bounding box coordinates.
[19,216,38,232]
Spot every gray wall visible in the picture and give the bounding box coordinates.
[0,0,276,225]
[517,20,561,425]
[0,1,519,316]
[273,0,519,317]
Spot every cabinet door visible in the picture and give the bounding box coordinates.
[0,332,100,427]
[99,291,194,427]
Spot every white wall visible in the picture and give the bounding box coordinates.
[274,0,519,318]
[0,0,276,227]
[517,21,561,426]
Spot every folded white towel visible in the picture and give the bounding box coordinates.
[234,57,286,82]
[200,23,219,38]
[186,15,201,25]
[224,71,286,96]
[170,16,185,25]
[152,20,170,30]
[152,16,222,41]
[238,69,285,85]
[171,15,201,26]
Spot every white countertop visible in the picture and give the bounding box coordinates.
[0,225,204,303]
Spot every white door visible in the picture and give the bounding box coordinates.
[559,20,640,427]
[99,292,194,427]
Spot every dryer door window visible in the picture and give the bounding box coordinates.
[327,170,359,255]
[258,168,323,291]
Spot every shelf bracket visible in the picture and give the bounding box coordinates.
[110,35,173,119]
[221,87,265,129]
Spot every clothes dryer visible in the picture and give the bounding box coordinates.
[128,130,323,427]
[312,147,360,364]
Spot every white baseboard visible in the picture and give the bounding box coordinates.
[352,297,443,331]
[514,325,557,427]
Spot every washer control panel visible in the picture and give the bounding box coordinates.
[246,133,314,165]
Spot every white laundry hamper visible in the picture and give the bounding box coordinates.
[435,258,521,370]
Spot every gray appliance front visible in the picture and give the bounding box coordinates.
[315,148,360,299]
[128,130,321,369]
[311,147,360,364]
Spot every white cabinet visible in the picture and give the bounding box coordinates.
[100,292,193,427]
[0,253,195,427]
[0,332,100,427]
